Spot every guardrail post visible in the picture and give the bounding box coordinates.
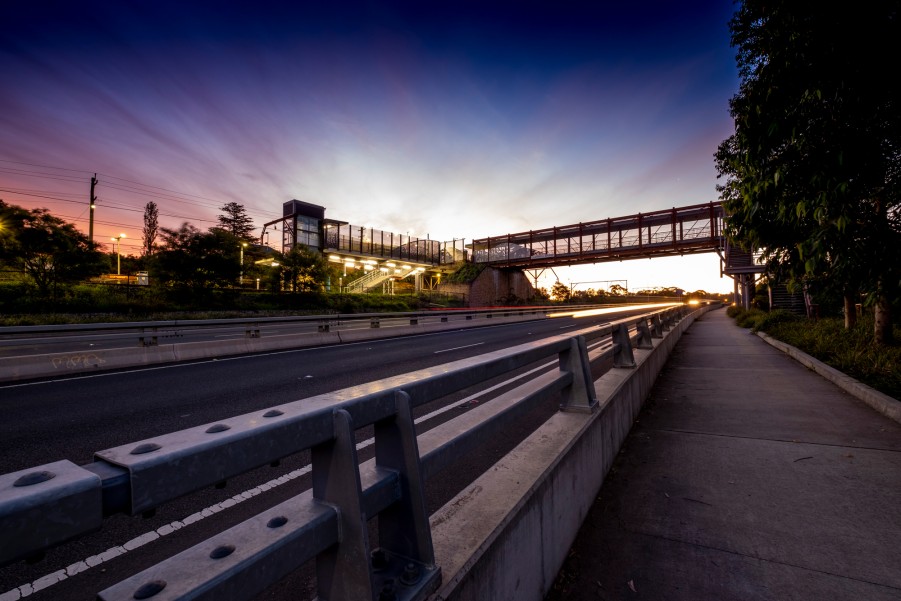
[372,391,441,597]
[139,327,158,347]
[371,318,380,328]
[558,336,598,413]
[612,323,636,368]
[245,323,261,338]
[651,314,663,338]
[636,318,653,349]
[661,311,671,330]
[312,410,375,600]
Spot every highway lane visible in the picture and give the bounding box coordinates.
[0,306,646,600]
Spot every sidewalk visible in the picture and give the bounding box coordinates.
[547,308,901,601]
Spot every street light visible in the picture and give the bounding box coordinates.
[239,242,248,285]
[111,233,126,276]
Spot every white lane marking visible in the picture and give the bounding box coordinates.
[1,351,562,599]
[558,324,578,329]
[433,342,484,354]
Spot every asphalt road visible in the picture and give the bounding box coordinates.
[0,307,642,600]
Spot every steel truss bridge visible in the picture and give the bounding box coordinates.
[470,201,726,269]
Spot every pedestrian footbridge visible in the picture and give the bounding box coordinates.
[264,199,763,303]
[470,201,725,268]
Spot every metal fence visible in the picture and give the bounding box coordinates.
[0,305,688,600]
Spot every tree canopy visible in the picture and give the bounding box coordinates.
[153,223,241,289]
[550,281,570,302]
[715,1,901,343]
[142,201,159,256]
[275,244,329,293]
[216,202,256,242]
[0,200,106,297]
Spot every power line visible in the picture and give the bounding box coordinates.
[0,188,220,224]
[0,167,85,183]
[2,162,275,226]
[99,171,250,207]
[100,181,225,210]
[0,186,83,199]
[0,188,84,205]
[0,159,94,175]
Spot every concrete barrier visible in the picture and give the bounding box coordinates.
[0,313,548,382]
[427,304,717,601]
[756,331,901,424]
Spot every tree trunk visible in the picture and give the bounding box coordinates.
[874,291,893,345]
[843,293,857,329]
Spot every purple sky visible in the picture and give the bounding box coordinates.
[0,1,739,293]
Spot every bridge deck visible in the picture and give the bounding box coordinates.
[471,201,724,268]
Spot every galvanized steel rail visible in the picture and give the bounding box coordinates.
[0,306,590,347]
[0,305,687,601]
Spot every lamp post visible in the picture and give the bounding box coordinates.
[111,233,126,275]
[239,242,248,285]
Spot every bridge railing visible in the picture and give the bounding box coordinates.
[0,306,689,600]
[470,201,724,268]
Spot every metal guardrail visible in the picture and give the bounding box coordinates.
[0,306,600,347]
[0,305,688,600]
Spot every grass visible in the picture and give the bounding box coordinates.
[726,306,901,400]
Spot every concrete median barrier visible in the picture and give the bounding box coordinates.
[0,313,547,383]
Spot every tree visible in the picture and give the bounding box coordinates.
[532,287,550,302]
[142,201,159,256]
[716,1,901,343]
[550,281,571,302]
[154,223,240,289]
[275,244,328,293]
[0,200,106,297]
[216,202,256,242]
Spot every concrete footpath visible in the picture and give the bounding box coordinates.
[546,308,901,601]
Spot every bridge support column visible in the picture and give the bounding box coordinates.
[741,274,753,310]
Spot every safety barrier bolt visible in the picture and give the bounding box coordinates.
[14,471,55,487]
[133,580,166,599]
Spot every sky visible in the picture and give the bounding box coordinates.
[0,0,740,294]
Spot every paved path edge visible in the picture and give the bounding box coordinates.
[755,330,901,424]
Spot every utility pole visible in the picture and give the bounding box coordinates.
[89,174,98,243]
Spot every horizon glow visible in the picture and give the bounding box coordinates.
[0,1,740,293]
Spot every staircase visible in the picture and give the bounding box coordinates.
[345,270,393,293]
[769,284,806,315]
[723,242,766,274]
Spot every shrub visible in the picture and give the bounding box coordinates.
[751,309,802,332]
[726,304,744,318]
